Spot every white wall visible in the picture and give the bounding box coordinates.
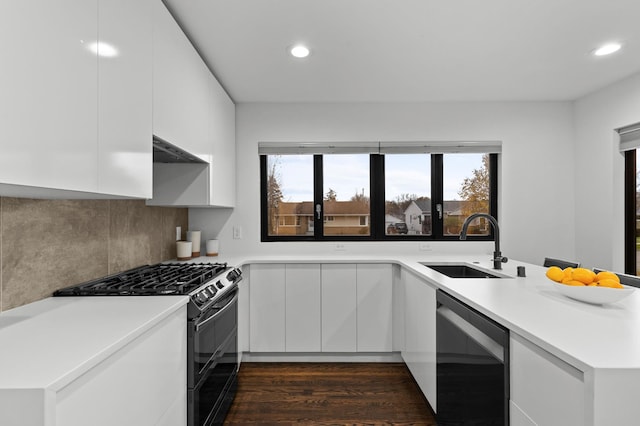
[191,101,576,265]
[573,72,640,271]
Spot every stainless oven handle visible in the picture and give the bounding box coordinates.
[437,305,504,363]
[194,292,238,332]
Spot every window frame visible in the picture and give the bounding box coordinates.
[260,153,498,242]
[624,149,636,275]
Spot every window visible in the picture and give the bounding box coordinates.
[621,123,640,275]
[385,154,431,235]
[443,153,491,237]
[260,143,498,242]
[323,154,371,236]
[625,148,640,275]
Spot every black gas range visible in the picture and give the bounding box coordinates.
[54,262,241,317]
[54,262,242,426]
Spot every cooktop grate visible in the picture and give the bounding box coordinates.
[53,263,229,296]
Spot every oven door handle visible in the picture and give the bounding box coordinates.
[194,292,238,332]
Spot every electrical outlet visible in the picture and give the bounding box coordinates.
[419,243,432,251]
[233,225,242,239]
[176,226,182,241]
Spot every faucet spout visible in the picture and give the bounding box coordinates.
[460,213,507,270]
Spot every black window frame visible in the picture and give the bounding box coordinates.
[260,153,498,242]
[625,149,636,275]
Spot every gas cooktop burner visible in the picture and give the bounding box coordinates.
[53,262,232,297]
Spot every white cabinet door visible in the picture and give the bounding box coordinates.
[249,264,285,352]
[0,0,99,193]
[402,268,437,410]
[97,0,152,198]
[356,264,393,352]
[510,401,537,426]
[153,1,210,159]
[510,333,585,426]
[207,67,236,207]
[55,307,186,426]
[285,264,321,352]
[321,264,357,352]
[151,1,235,207]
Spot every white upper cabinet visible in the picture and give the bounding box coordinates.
[208,77,236,207]
[97,0,153,198]
[0,0,152,198]
[152,1,210,159]
[0,0,99,194]
[151,1,236,207]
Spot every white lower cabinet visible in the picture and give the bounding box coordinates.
[402,268,437,410]
[247,263,393,354]
[55,307,186,426]
[356,264,393,352]
[510,333,585,426]
[285,264,321,352]
[248,264,286,352]
[321,264,358,352]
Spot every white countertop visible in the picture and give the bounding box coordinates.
[0,295,188,391]
[194,253,640,372]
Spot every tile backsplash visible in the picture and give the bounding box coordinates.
[0,197,188,312]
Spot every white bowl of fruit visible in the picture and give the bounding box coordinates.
[545,267,634,305]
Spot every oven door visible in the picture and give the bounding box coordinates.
[188,288,238,426]
[189,330,238,426]
[188,287,238,387]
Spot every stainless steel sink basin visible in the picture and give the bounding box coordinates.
[420,263,505,279]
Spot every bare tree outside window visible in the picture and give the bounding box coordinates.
[266,156,283,235]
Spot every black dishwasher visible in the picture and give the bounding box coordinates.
[436,290,509,426]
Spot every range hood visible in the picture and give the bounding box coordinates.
[147,136,211,207]
[153,136,207,163]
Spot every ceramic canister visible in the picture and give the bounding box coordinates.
[206,239,219,256]
[187,230,201,257]
[176,241,192,261]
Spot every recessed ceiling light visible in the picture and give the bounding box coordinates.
[593,43,622,56]
[290,44,310,58]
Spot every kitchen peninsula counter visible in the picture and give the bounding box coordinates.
[0,295,188,426]
[192,253,640,425]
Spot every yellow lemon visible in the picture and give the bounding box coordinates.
[572,268,596,285]
[597,279,624,289]
[595,271,620,283]
[545,266,564,283]
[562,280,586,286]
[563,267,574,280]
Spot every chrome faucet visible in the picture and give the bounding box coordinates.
[460,213,508,270]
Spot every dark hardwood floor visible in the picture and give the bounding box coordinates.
[224,362,437,425]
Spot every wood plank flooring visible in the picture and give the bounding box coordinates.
[224,362,436,425]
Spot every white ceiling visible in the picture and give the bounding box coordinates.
[164,0,640,103]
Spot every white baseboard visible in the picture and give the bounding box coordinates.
[241,352,404,363]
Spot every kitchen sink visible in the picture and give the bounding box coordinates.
[420,263,505,279]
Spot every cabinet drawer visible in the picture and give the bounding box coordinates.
[510,334,585,426]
